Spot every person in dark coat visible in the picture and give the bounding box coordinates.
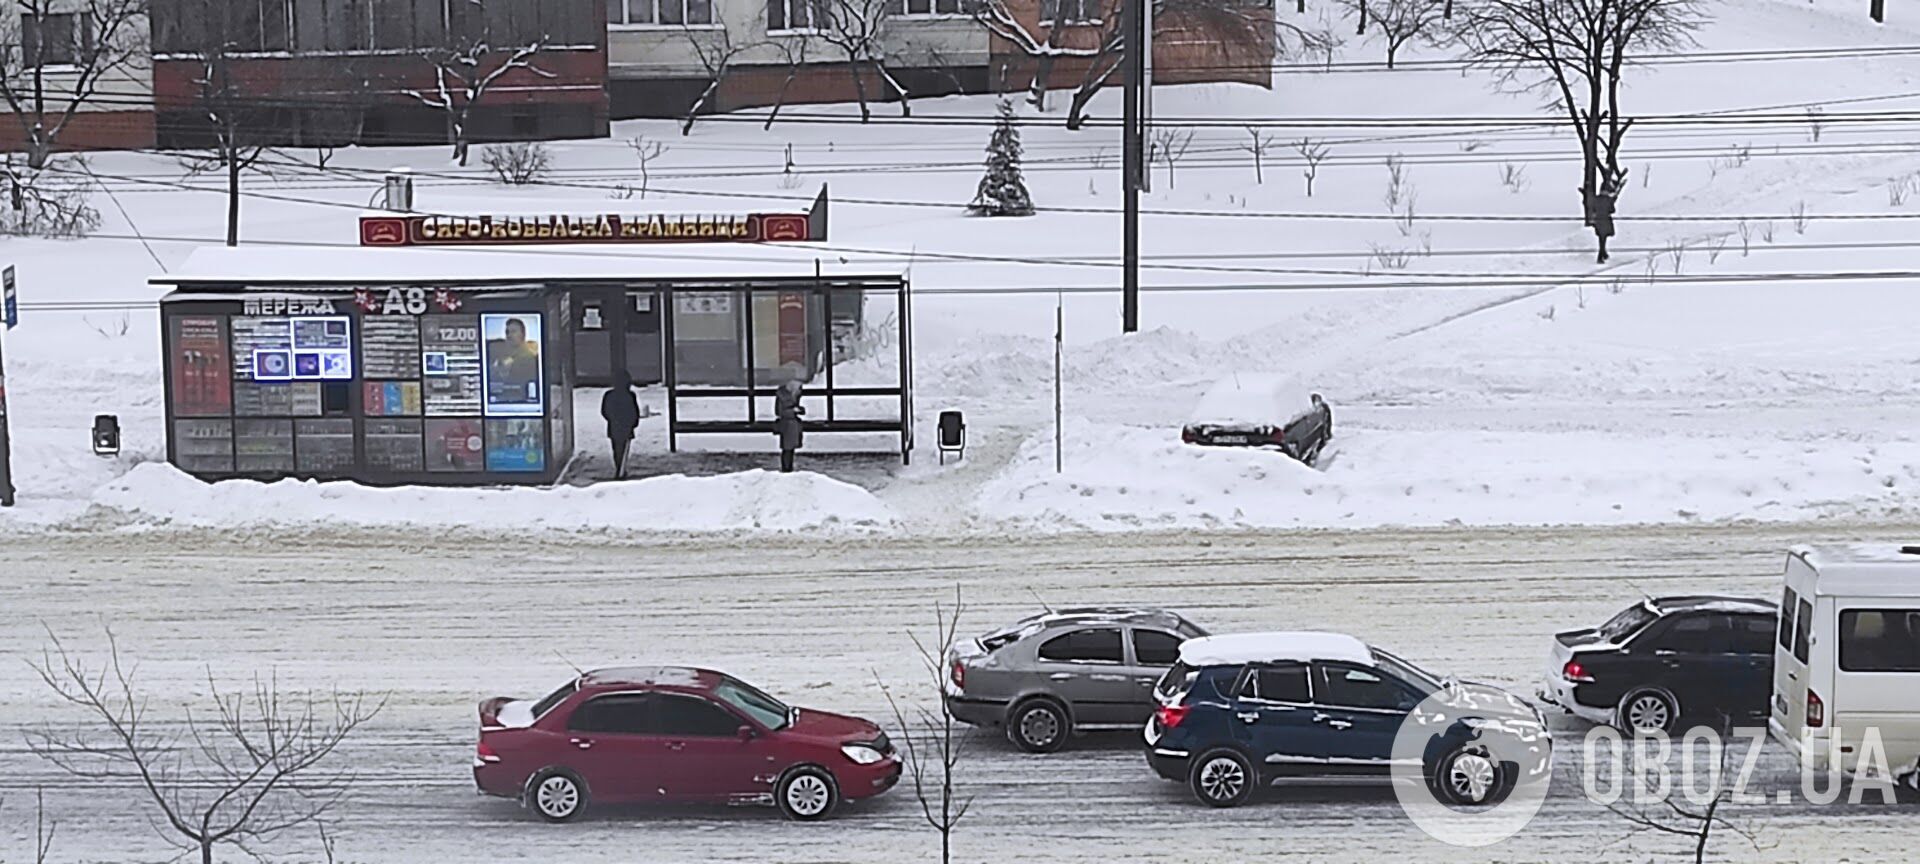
[774,379,805,473]
[1590,171,1623,263]
[600,370,640,479]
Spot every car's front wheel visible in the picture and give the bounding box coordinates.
[1190,749,1256,808]
[527,769,588,823]
[1434,747,1506,807]
[776,766,840,821]
[1008,698,1069,754]
[1618,689,1679,734]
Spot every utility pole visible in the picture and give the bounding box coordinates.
[1121,0,1146,333]
[1054,292,1064,474]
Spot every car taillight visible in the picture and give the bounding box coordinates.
[1154,704,1191,729]
[1807,690,1824,728]
[1181,428,1197,444]
[1269,426,1286,444]
[1562,660,1593,683]
[476,738,501,763]
[950,660,965,690]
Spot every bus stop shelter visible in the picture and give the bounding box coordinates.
[152,242,913,486]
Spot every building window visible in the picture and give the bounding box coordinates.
[1039,0,1102,24]
[609,0,715,26]
[21,12,93,67]
[768,0,826,32]
[897,0,964,15]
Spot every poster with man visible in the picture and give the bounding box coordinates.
[481,313,543,417]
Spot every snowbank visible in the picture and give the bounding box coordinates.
[91,463,897,534]
[976,418,1920,531]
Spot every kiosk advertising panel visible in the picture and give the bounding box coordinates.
[422,315,482,415]
[481,313,544,417]
[169,316,231,417]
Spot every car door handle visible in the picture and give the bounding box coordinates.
[1090,674,1127,682]
[1238,712,1260,723]
[570,738,593,750]
[1787,671,1799,681]
[1312,713,1353,730]
[1049,673,1075,681]
[666,741,686,752]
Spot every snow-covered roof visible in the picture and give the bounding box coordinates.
[1650,595,1777,615]
[1188,374,1316,427]
[1177,631,1372,667]
[152,243,905,286]
[581,666,714,689]
[1791,544,1920,596]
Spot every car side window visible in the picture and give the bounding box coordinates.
[1314,663,1416,712]
[1839,609,1920,673]
[1793,598,1813,663]
[1131,630,1182,666]
[1639,614,1719,653]
[1037,628,1124,664]
[1779,588,1798,651]
[567,694,653,734]
[1240,662,1311,703]
[1730,615,1776,656]
[651,694,743,737]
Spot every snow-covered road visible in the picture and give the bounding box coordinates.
[1,522,1913,862]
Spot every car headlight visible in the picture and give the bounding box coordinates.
[841,744,885,765]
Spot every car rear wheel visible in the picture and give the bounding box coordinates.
[1435,747,1506,807]
[1619,689,1679,734]
[776,766,840,821]
[1008,699,1068,754]
[1190,749,1255,808]
[527,769,587,823]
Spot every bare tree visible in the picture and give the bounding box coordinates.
[877,588,975,864]
[630,136,668,199]
[1240,125,1278,183]
[178,42,272,247]
[1459,0,1707,257]
[406,5,553,166]
[682,23,760,135]
[1594,739,1770,864]
[1151,126,1195,189]
[762,33,813,130]
[816,0,911,122]
[26,627,384,864]
[1064,0,1322,130]
[0,1,147,172]
[1340,0,1446,68]
[972,0,1087,110]
[1295,136,1330,196]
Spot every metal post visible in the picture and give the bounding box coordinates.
[1054,292,1063,474]
[1121,0,1144,334]
[1140,0,1153,194]
[663,289,678,453]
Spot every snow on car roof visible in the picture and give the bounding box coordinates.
[1651,595,1777,615]
[1177,631,1372,667]
[581,666,714,689]
[1188,374,1316,427]
[1791,544,1920,595]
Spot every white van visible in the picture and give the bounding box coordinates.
[1768,544,1920,788]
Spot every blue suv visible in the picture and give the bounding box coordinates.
[1143,632,1550,808]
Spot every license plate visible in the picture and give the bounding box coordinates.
[1214,435,1253,445]
[1773,693,1789,717]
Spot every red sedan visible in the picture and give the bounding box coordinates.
[474,667,901,821]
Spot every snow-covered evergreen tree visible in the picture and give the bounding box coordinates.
[969,99,1035,217]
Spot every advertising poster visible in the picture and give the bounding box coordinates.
[233,419,294,473]
[172,419,234,473]
[361,318,421,379]
[422,315,481,415]
[294,419,355,474]
[481,313,543,417]
[230,317,291,379]
[778,291,808,368]
[365,419,425,473]
[232,381,293,417]
[289,316,352,381]
[485,419,546,472]
[169,317,231,417]
[363,381,422,416]
[425,418,485,472]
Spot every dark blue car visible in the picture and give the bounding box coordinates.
[1143,632,1550,807]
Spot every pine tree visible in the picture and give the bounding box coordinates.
[969,98,1035,217]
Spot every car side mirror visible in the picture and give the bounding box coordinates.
[737,725,756,741]
[1311,393,1324,406]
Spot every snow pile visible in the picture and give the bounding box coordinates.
[976,418,1920,531]
[92,463,897,534]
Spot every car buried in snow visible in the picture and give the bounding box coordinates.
[1144,632,1549,808]
[1538,595,1778,734]
[1180,374,1333,466]
[945,607,1208,753]
[474,666,899,822]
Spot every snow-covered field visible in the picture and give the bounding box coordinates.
[0,0,1916,539]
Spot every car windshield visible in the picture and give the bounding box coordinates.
[714,678,792,730]
[530,679,577,719]
[1370,648,1443,696]
[1599,603,1659,643]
